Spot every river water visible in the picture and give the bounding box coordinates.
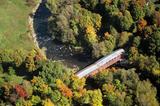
[33,1,93,69]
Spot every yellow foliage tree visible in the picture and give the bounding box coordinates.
[43,99,54,106]
[153,68,160,76]
[85,25,98,46]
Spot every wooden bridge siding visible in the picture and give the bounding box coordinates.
[89,54,122,76]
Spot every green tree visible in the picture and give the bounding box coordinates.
[92,34,116,58]
[50,90,72,106]
[118,10,134,31]
[92,41,107,58]
[132,36,141,47]
[148,30,160,57]
[136,80,159,106]
[138,55,159,73]
[80,0,99,10]
[30,95,41,105]
[118,32,132,47]
[130,2,145,20]
[70,76,86,91]
[39,61,73,86]
[93,70,113,87]
[78,89,103,106]
[144,1,155,17]
[31,76,52,95]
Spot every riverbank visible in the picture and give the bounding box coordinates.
[28,0,42,49]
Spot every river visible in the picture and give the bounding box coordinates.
[33,1,93,69]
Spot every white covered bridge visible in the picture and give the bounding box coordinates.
[76,49,125,78]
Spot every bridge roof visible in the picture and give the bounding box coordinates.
[76,49,125,78]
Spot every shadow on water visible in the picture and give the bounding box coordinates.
[33,1,93,69]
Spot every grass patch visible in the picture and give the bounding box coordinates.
[0,0,37,51]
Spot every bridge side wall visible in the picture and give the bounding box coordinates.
[89,54,122,76]
[76,49,125,78]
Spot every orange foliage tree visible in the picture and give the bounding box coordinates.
[56,79,73,98]
[137,18,147,31]
[15,85,28,98]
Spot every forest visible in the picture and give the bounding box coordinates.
[0,0,160,106]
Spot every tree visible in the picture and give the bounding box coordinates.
[102,83,117,103]
[102,82,126,106]
[80,0,99,10]
[132,36,141,47]
[39,61,73,86]
[118,10,134,31]
[144,1,155,17]
[136,80,159,106]
[118,32,132,47]
[143,26,153,38]
[25,50,36,72]
[47,1,102,57]
[92,34,116,58]
[92,41,107,58]
[84,25,98,47]
[15,85,28,98]
[128,46,139,62]
[152,11,160,27]
[137,18,147,32]
[50,90,72,106]
[78,89,103,106]
[138,55,159,73]
[56,79,73,98]
[148,30,160,57]
[130,2,145,20]
[30,95,41,105]
[114,69,139,90]
[22,81,33,97]
[31,76,52,95]
[92,70,113,87]
[70,76,86,91]
[43,99,55,106]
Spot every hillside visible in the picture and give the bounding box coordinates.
[0,0,38,50]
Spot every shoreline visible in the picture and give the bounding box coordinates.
[28,0,42,49]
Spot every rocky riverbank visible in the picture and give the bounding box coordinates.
[28,0,42,49]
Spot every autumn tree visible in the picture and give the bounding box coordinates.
[56,79,73,98]
[42,99,54,106]
[31,76,52,95]
[84,25,98,47]
[50,90,72,106]
[25,50,36,72]
[137,18,147,31]
[70,76,86,91]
